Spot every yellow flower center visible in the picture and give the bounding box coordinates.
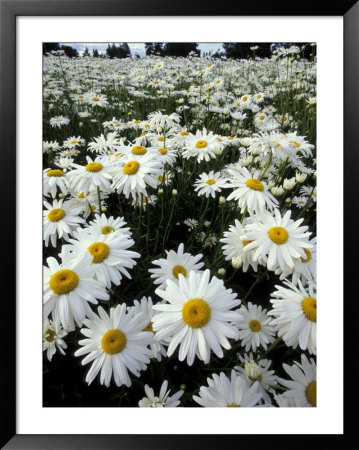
[48,208,66,222]
[49,269,79,295]
[227,404,240,407]
[140,131,147,136]
[142,322,153,332]
[301,249,312,263]
[157,136,165,142]
[157,148,168,155]
[246,178,264,191]
[196,140,208,149]
[101,329,127,354]
[205,237,213,243]
[47,170,65,177]
[305,381,316,407]
[131,145,147,155]
[182,298,211,328]
[242,240,253,247]
[180,131,189,136]
[242,96,248,101]
[70,140,79,145]
[123,160,140,175]
[134,120,141,124]
[259,115,265,120]
[78,192,84,198]
[44,328,56,342]
[206,179,215,185]
[289,141,300,148]
[85,162,103,172]
[56,118,62,122]
[268,227,289,245]
[172,265,187,279]
[301,296,317,322]
[249,320,261,332]
[88,242,110,264]
[92,97,100,101]
[101,226,115,235]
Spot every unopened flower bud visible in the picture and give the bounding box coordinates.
[219,196,226,205]
[231,256,243,269]
[271,186,284,197]
[157,188,164,195]
[172,189,178,196]
[296,172,307,184]
[204,221,211,228]
[285,197,292,205]
[217,268,226,277]
[283,177,296,191]
[268,180,275,189]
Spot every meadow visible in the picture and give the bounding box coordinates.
[43,45,317,407]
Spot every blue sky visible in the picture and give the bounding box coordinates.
[60,43,224,57]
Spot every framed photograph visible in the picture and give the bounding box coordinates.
[1,0,356,448]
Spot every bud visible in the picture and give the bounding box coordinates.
[172,189,178,196]
[231,256,243,269]
[296,172,307,184]
[157,188,164,195]
[79,122,83,127]
[179,384,186,390]
[217,268,226,277]
[156,126,162,133]
[271,186,284,197]
[283,177,296,191]
[204,220,211,228]
[219,196,226,205]
[244,360,261,381]
[252,146,261,156]
[268,180,275,189]
[285,197,292,205]
[313,171,317,180]
[49,103,54,110]
[58,193,65,199]
[101,207,107,212]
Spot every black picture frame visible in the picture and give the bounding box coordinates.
[1,0,356,448]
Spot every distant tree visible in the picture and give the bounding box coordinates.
[60,45,79,58]
[83,47,90,57]
[119,43,131,58]
[93,48,99,58]
[223,43,272,60]
[162,43,199,57]
[43,43,60,55]
[106,43,131,58]
[145,43,155,56]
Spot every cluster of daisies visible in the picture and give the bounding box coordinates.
[43,46,317,408]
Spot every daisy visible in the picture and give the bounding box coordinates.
[85,92,108,108]
[55,157,75,173]
[138,380,183,407]
[67,189,108,219]
[74,304,153,387]
[43,168,69,198]
[62,136,85,149]
[127,297,167,361]
[235,302,276,352]
[193,370,262,407]
[152,269,242,366]
[43,317,67,361]
[43,140,60,153]
[235,353,278,404]
[277,353,316,407]
[193,171,229,198]
[63,228,140,289]
[226,167,278,215]
[85,213,132,239]
[242,209,313,273]
[49,116,70,128]
[220,219,259,272]
[198,232,218,248]
[43,248,110,331]
[43,198,85,247]
[67,155,115,196]
[111,152,162,200]
[149,243,204,289]
[182,127,221,162]
[268,279,316,354]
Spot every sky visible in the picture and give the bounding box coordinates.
[59,42,224,57]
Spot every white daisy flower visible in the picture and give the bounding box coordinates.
[152,270,242,366]
[235,302,276,352]
[63,228,140,289]
[277,353,316,407]
[85,213,132,239]
[193,370,262,407]
[43,168,69,198]
[226,167,278,215]
[43,317,67,361]
[43,248,109,331]
[111,152,163,200]
[85,92,108,107]
[43,198,85,247]
[67,155,115,196]
[182,127,221,162]
[74,304,153,387]
[49,116,70,128]
[138,380,183,407]
[268,279,316,355]
[62,136,85,149]
[193,170,229,198]
[149,243,204,289]
[242,209,313,273]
